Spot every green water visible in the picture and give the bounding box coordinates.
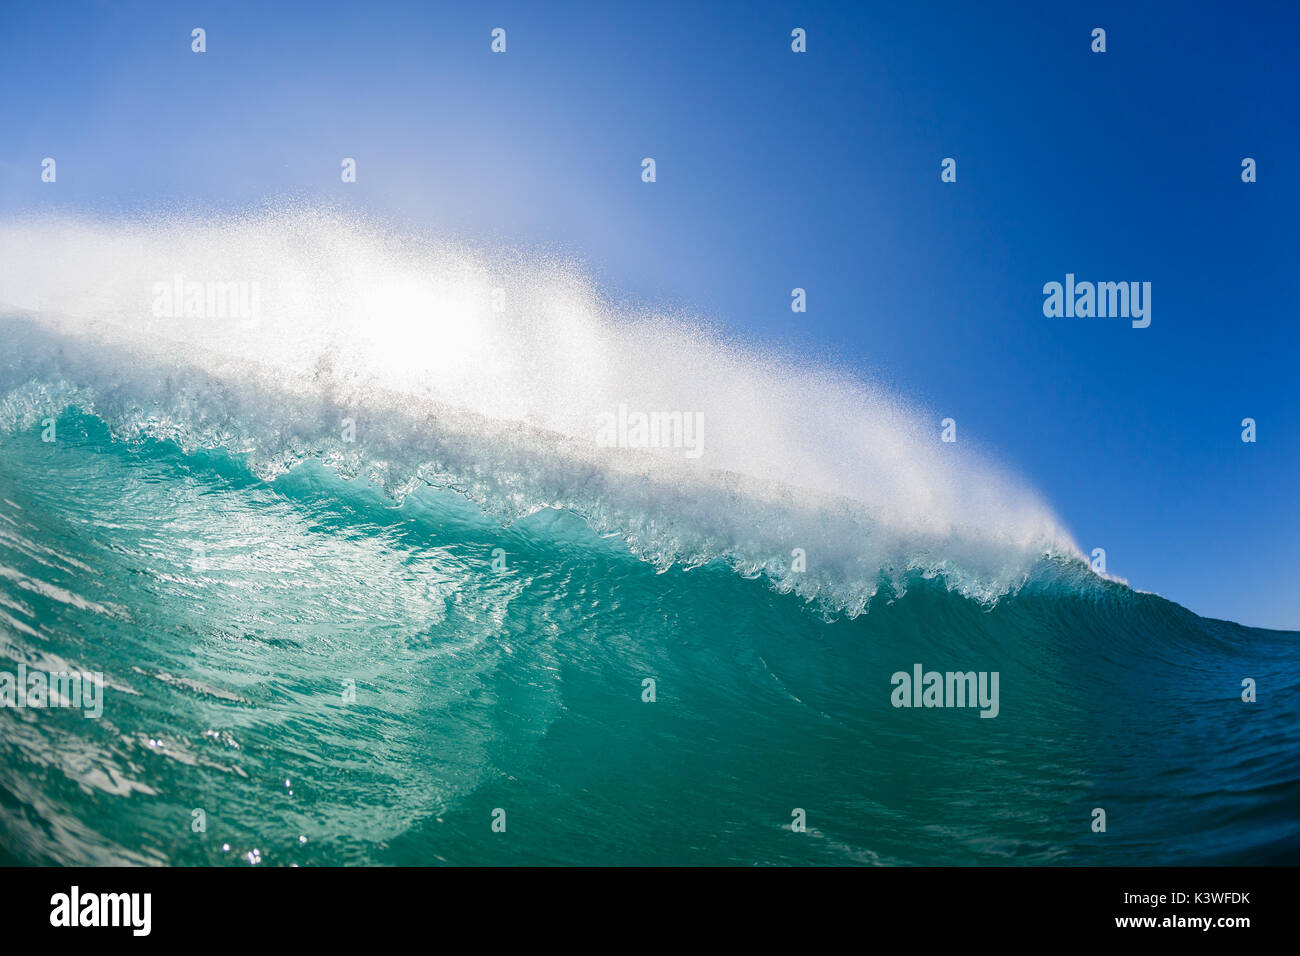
[1,417,1296,866]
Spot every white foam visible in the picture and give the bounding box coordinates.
[0,206,1083,614]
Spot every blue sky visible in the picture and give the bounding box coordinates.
[2,1,1297,627]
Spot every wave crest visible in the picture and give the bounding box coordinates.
[0,207,1084,614]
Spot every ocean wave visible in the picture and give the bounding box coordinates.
[0,207,1087,614]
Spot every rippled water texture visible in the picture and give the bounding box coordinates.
[1,419,1296,866]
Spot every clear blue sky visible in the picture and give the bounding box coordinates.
[1,1,1296,627]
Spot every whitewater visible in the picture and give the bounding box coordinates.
[0,206,1083,615]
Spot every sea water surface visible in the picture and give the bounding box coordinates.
[0,209,1296,865]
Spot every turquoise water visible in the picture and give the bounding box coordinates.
[1,413,1296,866]
[0,211,1296,866]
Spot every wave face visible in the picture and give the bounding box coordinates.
[0,210,1297,866]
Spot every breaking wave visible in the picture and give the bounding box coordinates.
[0,205,1085,616]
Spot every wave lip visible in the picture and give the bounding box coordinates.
[0,207,1084,613]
